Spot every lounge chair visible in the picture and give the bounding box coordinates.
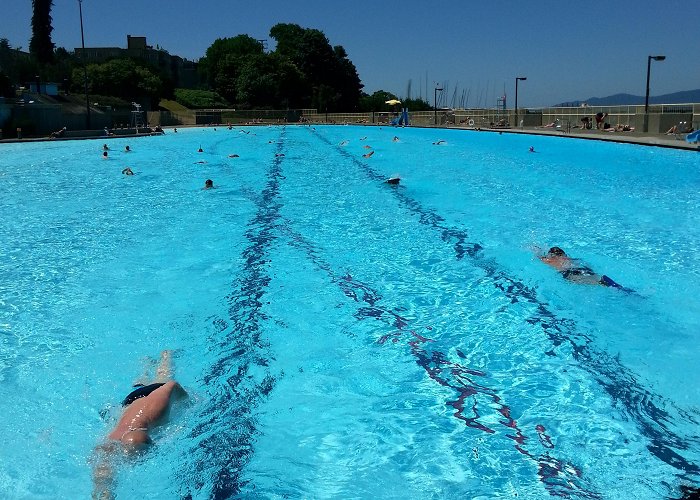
[669,121,693,140]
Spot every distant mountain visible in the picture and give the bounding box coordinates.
[555,89,700,107]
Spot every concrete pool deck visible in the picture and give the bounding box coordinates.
[477,125,700,151]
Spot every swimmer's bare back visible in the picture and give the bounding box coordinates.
[108,381,186,444]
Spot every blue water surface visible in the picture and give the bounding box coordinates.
[0,125,699,499]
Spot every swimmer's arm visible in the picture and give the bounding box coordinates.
[91,444,115,500]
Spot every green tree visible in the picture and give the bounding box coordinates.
[269,23,362,111]
[199,35,263,102]
[72,58,164,106]
[235,52,305,109]
[30,0,55,64]
[0,70,13,97]
[358,90,399,112]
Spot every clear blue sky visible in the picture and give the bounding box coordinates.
[3,0,698,107]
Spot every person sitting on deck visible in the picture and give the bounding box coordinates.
[49,126,66,138]
[538,246,628,290]
[595,112,608,130]
[91,350,188,499]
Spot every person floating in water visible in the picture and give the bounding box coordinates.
[102,151,108,159]
[539,246,629,290]
[121,167,134,176]
[432,139,446,145]
[529,146,536,152]
[124,145,131,152]
[203,179,214,189]
[362,150,374,158]
[102,144,109,151]
[386,175,400,185]
[92,350,188,499]
[197,146,203,153]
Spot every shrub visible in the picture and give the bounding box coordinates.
[174,89,229,109]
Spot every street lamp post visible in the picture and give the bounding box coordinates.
[514,77,527,128]
[644,55,665,133]
[434,86,443,125]
[78,0,91,130]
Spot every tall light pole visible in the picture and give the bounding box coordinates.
[644,55,665,133]
[78,0,91,129]
[434,85,443,125]
[514,77,527,128]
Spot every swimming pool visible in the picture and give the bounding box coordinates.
[0,126,699,499]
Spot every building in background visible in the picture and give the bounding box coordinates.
[75,35,198,88]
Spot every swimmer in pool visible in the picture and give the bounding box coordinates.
[92,350,187,499]
[539,246,627,289]
[386,175,400,185]
[432,139,446,145]
[203,179,214,189]
[362,150,375,158]
[121,167,134,176]
[124,145,131,152]
[102,151,108,159]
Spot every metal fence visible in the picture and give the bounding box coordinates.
[5,101,698,137]
[297,103,700,133]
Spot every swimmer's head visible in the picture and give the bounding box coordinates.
[547,247,566,257]
[125,145,130,152]
[102,151,108,158]
[204,179,213,189]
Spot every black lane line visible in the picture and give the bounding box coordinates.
[273,216,599,498]
[310,128,700,480]
[183,128,286,500]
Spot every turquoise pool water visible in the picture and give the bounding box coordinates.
[0,126,699,499]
